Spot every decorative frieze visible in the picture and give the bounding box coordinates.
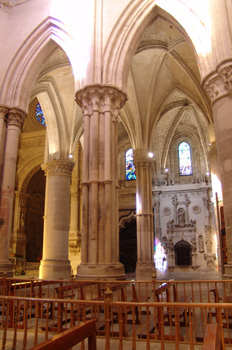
[20,136,45,149]
[203,61,232,104]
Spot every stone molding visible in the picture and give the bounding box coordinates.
[75,84,127,117]
[7,108,26,128]
[203,61,232,104]
[42,160,74,177]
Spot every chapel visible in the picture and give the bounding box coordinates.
[0,0,231,282]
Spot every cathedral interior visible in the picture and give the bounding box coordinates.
[0,0,231,283]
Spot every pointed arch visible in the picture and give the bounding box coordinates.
[103,1,212,91]
[0,17,79,111]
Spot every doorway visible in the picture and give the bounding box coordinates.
[25,169,45,262]
[119,219,137,273]
[174,240,192,266]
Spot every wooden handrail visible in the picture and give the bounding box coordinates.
[29,320,96,350]
[202,323,222,350]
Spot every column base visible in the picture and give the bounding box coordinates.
[39,259,71,280]
[0,261,13,277]
[76,263,126,280]
[136,262,155,281]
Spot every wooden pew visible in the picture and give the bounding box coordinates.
[50,282,98,331]
[7,280,46,328]
[142,282,191,341]
[202,323,222,350]
[29,319,96,350]
[210,288,232,328]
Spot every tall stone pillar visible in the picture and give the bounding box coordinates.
[69,143,82,275]
[134,151,154,280]
[0,106,8,185]
[39,160,74,279]
[204,61,232,278]
[75,84,126,279]
[0,108,26,276]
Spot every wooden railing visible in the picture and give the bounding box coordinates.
[1,278,232,349]
[1,295,232,350]
[29,319,96,350]
[1,278,232,304]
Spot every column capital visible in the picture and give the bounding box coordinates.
[203,60,232,105]
[7,108,26,128]
[133,155,153,168]
[75,84,127,116]
[0,105,9,118]
[41,160,74,177]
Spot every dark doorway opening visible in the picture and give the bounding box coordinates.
[119,219,137,273]
[174,240,192,266]
[26,169,45,262]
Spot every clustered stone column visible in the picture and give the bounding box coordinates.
[0,106,8,184]
[39,160,74,279]
[69,143,82,275]
[134,151,154,280]
[75,84,126,279]
[0,108,26,276]
[204,61,232,278]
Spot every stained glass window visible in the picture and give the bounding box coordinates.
[178,142,192,176]
[126,148,136,180]
[35,103,46,126]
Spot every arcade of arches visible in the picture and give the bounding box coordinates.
[0,0,232,281]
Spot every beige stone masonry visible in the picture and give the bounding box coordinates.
[75,85,127,279]
[39,160,74,279]
[134,152,155,280]
[204,60,232,278]
[0,108,26,276]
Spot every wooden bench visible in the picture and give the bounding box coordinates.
[202,323,222,350]
[29,319,96,350]
[7,281,46,328]
[141,282,191,341]
[48,282,99,331]
[155,282,191,324]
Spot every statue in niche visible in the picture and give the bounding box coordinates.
[178,208,185,227]
[20,212,25,228]
[167,219,174,231]
[191,237,197,253]
[198,235,204,252]
[206,239,212,253]
[168,238,174,252]
[161,236,168,254]
[205,225,212,253]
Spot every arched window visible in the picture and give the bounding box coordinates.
[35,103,46,126]
[178,142,192,176]
[126,148,136,180]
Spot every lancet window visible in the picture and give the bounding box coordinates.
[178,142,192,176]
[125,148,136,180]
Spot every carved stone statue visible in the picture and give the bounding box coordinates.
[198,235,204,252]
[178,208,185,226]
